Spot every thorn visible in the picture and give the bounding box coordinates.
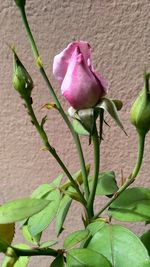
[36,56,43,68]
[108,215,112,223]
[23,103,27,109]
[120,169,125,186]
[41,147,48,151]
[88,136,91,145]
[113,192,119,198]
[30,97,33,105]
[104,120,110,127]
[124,129,128,136]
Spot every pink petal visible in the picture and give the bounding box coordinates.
[53,42,76,83]
[61,47,101,109]
[77,41,92,67]
[94,70,109,93]
[53,41,92,83]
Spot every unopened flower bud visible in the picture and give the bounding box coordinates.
[130,73,150,135]
[53,41,108,110]
[12,50,33,101]
[14,0,26,8]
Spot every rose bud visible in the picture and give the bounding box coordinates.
[12,50,33,101]
[130,73,150,135]
[53,41,108,110]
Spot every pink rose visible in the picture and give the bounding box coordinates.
[53,41,108,110]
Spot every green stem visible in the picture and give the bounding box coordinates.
[131,132,145,179]
[19,6,39,60]
[24,99,86,206]
[12,246,59,257]
[87,124,100,218]
[93,132,146,219]
[39,67,89,199]
[18,5,90,201]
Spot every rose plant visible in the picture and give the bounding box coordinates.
[0,1,150,266]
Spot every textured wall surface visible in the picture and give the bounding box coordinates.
[0,0,150,266]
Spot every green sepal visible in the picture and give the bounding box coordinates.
[96,97,126,134]
[73,119,89,136]
[112,99,123,111]
[77,108,95,135]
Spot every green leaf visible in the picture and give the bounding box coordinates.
[0,198,50,224]
[0,223,15,245]
[109,187,150,221]
[39,240,58,248]
[31,184,54,199]
[22,225,41,245]
[79,220,105,248]
[62,189,82,203]
[64,229,90,249]
[142,260,150,267]
[61,164,90,191]
[141,230,150,256]
[73,119,89,136]
[31,175,63,199]
[66,248,112,267]
[50,255,65,267]
[0,239,9,253]
[51,174,63,187]
[28,189,61,236]
[89,171,118,196]
[73,164,90,184]
[96,97,126,133]
[55,195,72,236]
[87,220,105,236]
[88,224,149,267]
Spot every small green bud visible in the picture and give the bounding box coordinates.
[14,0,26,8]
[12,50,33,101]
[130,73,150,135]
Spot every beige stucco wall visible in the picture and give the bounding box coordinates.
[0,0,150,266]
